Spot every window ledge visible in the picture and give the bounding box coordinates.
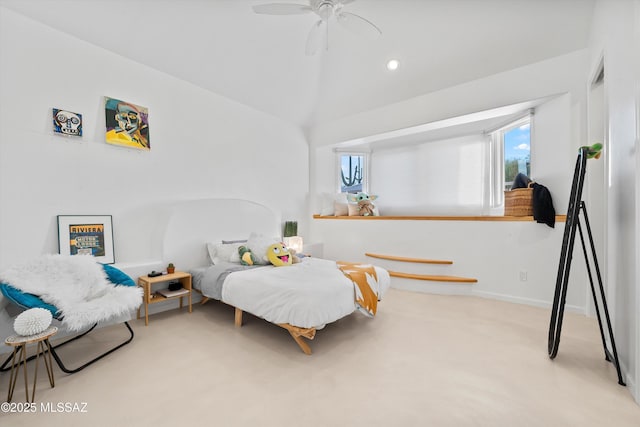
[313,214,566,222]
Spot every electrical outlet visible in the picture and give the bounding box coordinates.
[519,271,528,282]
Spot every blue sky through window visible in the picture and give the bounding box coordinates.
[504,123,530,160]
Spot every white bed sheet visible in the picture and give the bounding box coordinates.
[221,257,390,329]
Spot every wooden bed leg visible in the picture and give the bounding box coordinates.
[288,331,312,355]
[200,297,210,305]
[278,324,316,355]
[234,308,243,327]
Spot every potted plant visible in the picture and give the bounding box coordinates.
[166,263,175,274]
[283,221,298,238]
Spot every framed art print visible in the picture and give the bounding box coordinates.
[57,215,115,264]
[104,96,150,150]
[52,108,83,137]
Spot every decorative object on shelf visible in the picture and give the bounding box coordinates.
[57,215,115,264]
[166,263,175,274]
[505,173,533,216]
[104,96,150,151]
[504,185,533,216]
[347,192,379,216]
[52,108,83,137]
[13,307,53,336]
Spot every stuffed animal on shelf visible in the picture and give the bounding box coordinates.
[265,242,294,267]
[580,142,603,159]
[238,245,258,266]
[347,192,379,216]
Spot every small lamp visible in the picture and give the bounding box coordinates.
[284,235,304,254]
[283,221,304,254]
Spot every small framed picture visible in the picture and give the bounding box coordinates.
[52,108,83,137]
[57,215,115,264]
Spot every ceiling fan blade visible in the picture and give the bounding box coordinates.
[252,3,312,15]
[336,11,381,40]
[305,20,326,56]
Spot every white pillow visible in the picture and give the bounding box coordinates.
[319,192,350,216]
[206,242,243,264]
[319,192,335,216]
[246,232,280,265]
[333,193,348,216]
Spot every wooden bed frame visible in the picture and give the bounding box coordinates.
[198,294,317,355]
[237,308,316,355]
[160,199,320,355]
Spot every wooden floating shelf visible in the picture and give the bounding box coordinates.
[365,253,453,265]
[389,271,478,283]
[313,214,567,222]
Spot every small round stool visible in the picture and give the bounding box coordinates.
[5,326,57,402]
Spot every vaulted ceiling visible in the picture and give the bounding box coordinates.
[0,0,595,129]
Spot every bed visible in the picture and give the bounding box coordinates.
[160,198,390,354]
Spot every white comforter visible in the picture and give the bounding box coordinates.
[221,257,390,329]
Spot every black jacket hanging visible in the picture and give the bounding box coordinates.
[532,183,556,228]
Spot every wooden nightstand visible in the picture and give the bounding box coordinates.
[137,271,192,326]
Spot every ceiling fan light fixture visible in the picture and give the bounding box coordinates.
[253,0,380,55]
[386,59,399,71]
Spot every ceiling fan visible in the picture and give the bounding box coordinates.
[252,0,382,55]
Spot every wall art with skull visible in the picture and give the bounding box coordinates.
[53,108,83,137]
[104,96,150,151]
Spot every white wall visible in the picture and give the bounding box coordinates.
[0,8,309,342]
[312,218,585,311]
[587,0,639,403]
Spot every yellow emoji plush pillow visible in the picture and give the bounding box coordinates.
[266,242,293,267]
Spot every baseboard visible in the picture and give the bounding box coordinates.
[390,279,474,295]
[390,280,586,313]
[471,290,585,314]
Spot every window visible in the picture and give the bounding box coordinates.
[489,114,532,208]
[337,153,367,193]
[502,117,531,190]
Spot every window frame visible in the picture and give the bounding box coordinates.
[335,151,369,194]
[489,113,533,208]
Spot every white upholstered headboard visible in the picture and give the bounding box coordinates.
[161,199,280,271]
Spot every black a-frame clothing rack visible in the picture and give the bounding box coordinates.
[548,146,625,386]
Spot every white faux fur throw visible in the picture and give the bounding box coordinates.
[0,254,142,331]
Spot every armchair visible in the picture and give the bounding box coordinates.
[0,255,142,374]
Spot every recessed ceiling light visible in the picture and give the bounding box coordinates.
[386,59,399,71]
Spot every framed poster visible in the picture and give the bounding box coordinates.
[52,108,83,137]
[57,215,115,264]
[104,96,150,150]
